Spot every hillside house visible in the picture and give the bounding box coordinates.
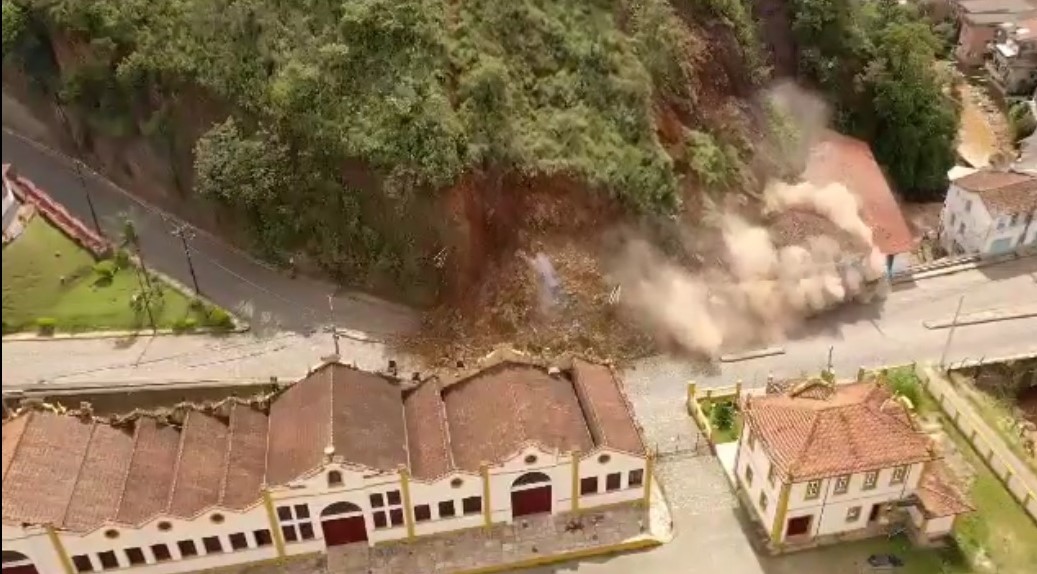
[736,378,973,549]
[940,168,1037,254]
[1,358,649,574]
[989,20,1037,95]
[954,0,1037,66]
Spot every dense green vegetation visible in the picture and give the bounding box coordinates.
[790,0,958,199]
[5,0,765,297]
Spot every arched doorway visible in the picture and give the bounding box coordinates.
[320,501,368,546]
[1,551,38,574]
[510,471,552,518]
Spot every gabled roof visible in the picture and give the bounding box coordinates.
[744,380,934,482]
[802,131,915,255]
[915,463,975,518]
[571,359,645,455]
[953,169,1037,215]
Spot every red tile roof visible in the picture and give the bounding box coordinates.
[803,131,916,255]
[2,358,644,530]
[916,463,974,518]
[571,359,645,455]
[744,380,934,481]
[953,169,1037,215]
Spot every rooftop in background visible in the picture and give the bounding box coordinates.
[952,169,1037,215]
[959,0,1037,25]
[743,378,935,482]
[1,357,644,532]
[802,131,916,255]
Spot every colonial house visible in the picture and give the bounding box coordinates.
[735,378,973,549]
[988,20,1037,95]
[940,168,1037,255]
[800,131,917,275]
[1,358,649,574]
[954,0,1037,66]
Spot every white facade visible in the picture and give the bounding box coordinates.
[736,426,925,543]
[940,181,1037,255]
[2,175,18,232]
[1,444,647,574]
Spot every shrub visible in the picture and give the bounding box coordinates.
[36,317,57,335]
[189,298,207,312]
[685,130,741,188]
[887,368,922,410]
[206,308,234,330]
[113,248,131,269]
[1010,102,1036,142]
[172,317,198,333]
[93,260,117,281]
[712,401,735,431]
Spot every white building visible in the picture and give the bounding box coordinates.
[736,378,972,548]
[940,168,1037,255]
[1,358,649,574]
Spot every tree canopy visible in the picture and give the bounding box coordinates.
[790,0,958,199]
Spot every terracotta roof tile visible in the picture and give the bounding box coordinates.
[769,210,862,253]
[63,424,136,531]
[2,413,30,481]
[954,170,1037,215]
[1,412,94,527]
[330,365,409,471]
[444,363,595,470]
[167,412,230,517]
[916,463,975,518]
[403,380,455,480]
[266,366,333,484]
[220,405,269,509]
[116,419,181,525]
[744,381,933,481]
[804,131,915,254]
[571,359,645,455]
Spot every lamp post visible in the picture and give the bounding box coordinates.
[171,224,201,295]
[53,102,104,238]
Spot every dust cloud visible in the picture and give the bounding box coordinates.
[612,85,890,358]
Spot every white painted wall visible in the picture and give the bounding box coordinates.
[577,449,646,509]
[941,184,1034,254]
[1,177,16,231]
[408,471,486,536]
[2,526,64,574]
[924,515,955,535]
[1024,211,1037,245]
[782,463,924,540]
[487,445,573,524]
[735,426,780,535]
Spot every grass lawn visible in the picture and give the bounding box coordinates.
[2,218,210,333]
[944,418,1037,574]
[701,399,743,444]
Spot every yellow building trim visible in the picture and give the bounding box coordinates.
[642,453,655,506]
[455,537,662,574]
[261,489,287,558]
[770,482,792,544]
[571,451,581,512]
[481,462,492,528]
[46,525,75,574]
[400,466,416,539]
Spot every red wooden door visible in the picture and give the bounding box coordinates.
[321,516,368,546]
[3,565,39,574]
[511,485,552,517]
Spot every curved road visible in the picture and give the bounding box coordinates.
[2,129,418,335]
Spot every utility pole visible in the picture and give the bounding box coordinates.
[171,224,201,295]
[328,294,340,357]
[940,295,966,369]
[133,262,158,332]
[54,102,104,238]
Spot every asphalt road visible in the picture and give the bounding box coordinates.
[2,130,418,335]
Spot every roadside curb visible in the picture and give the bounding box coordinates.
[923,308,1037,330]
[336,328,383,344]
[453,537,663,574]
[892,251,1033,284]
[720,347,785,363]
[1,323,249,343]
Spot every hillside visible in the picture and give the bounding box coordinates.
[2,0,955,363]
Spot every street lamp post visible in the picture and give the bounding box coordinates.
[54,102,104,238]
[171,224,201,295]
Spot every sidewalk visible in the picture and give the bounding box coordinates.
[921,366,1037,522]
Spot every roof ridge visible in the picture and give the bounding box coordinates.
[572,365,608,449]
[165,412,192,514]
[217,404,239,505]
[327,364,335,455]
[261,405,271,488]
[400,379,412,473]
[1,410,34,483]
[113,420,145,522]
[59,419,99,528]
[435,381,458,471]
[787,411,823,479]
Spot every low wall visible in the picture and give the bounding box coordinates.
[687,383,741,445]
[917,367,1037,524]
[3,163,109,257]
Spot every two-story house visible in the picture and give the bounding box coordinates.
[954,0,1037,66]
[735,378,972,549]
[988,20,1037,95]
[1,358,651,574]
[940,168,1037,255]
